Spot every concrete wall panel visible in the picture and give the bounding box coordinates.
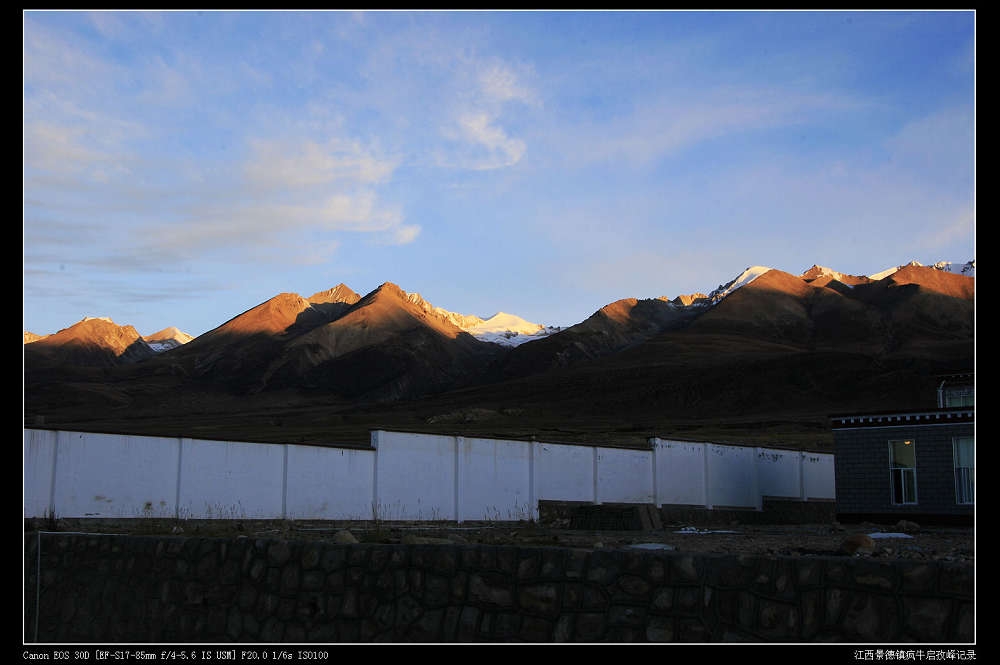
[178,438,284,519]
[458,437,533,521]
[597,446,654,504]
[653,439,707,506]
[706,444,758,508]
[534,442,595,502]
[285,445,375,520]
[23,429,837,521]
[373,431,456,520]
[23,429,57,518]
[756,448,803,499]
[803,452,836,500]
[51,432,180,518]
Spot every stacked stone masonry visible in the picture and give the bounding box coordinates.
[24,533,973,643]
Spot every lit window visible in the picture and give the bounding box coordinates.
[889,439,917,505]
[953,437,974,505]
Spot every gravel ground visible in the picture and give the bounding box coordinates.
[30,518,972,564]
[356,522,975,563]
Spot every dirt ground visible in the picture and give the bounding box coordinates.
[26,518,975,564]
[345,522,974,563]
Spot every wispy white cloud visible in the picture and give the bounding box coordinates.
[23,122,110,176]
[136,54,196,106]
[86,10,165,40]
[243,138,398,189]
[478,60,538,106]
[141,183,412,255]
[439,112,527,170]
[442,59,537,169]
[21,11,975,340]
[23,17,117,91]
[388,224,421,246]
[24,13,420,276]
[548,86,867,169]
[913,206,975,253]
[296,240,341,266]
[884,106,973,184]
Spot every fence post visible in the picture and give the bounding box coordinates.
[529,437,538,522]
[48,430,61,521]
[753,447,762,511]
[281,444,289,520]
[702,443,712,509]
[174,437,184,520]
[371,431,380,522]
[799,452,807,501]
[650,437,661,508]
[454,436,463,523]
[593,446,601,505]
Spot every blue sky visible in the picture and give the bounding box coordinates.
[23,10,975,338]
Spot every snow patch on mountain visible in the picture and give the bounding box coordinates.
[33,260,972,354]
[706,266,773,304]
[870,260,975,281]
[930,260,976,277]
[469,312,544,336]
[401,290,557,346]
[143,327,196,353]
[471,315,563,347]
[804,265,848,281]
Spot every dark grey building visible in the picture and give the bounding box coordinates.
[831,373,974,524]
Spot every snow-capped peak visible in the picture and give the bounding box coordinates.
[143,326,195,353]
[802,265,848,281]
[468,312,544,336]
[465,312,559,347]
[930,260,976,277]
[400,290,556,346]
[707,266,772,303]
[82,316,115,324]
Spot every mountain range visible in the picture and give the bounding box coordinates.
[23,259,975,451]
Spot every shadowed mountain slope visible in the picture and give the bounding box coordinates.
[23,264,974,450]
[257,282,503,400]
[496,296,702,379]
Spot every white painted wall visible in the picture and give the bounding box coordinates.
[372,431,456,521]
[48,432,181,519]
[652,439,708,507]
[458,437,533,522]
[534,441,595,503]
[23,429,836,522]
[285,444,375,520]
[178,438,285,519]
[705,444,759,509]
[802,452,836,500]
[756,447,804,499]
[596,446,655,504]
[23,429,56,518]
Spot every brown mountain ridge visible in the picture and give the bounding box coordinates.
[23,264,975,451]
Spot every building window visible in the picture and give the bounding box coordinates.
[941,386,974,407]
[889,439,917,505]
[938,376,975,407]
[953,436,974,505]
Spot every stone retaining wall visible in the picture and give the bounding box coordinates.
[24,532,972,643]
